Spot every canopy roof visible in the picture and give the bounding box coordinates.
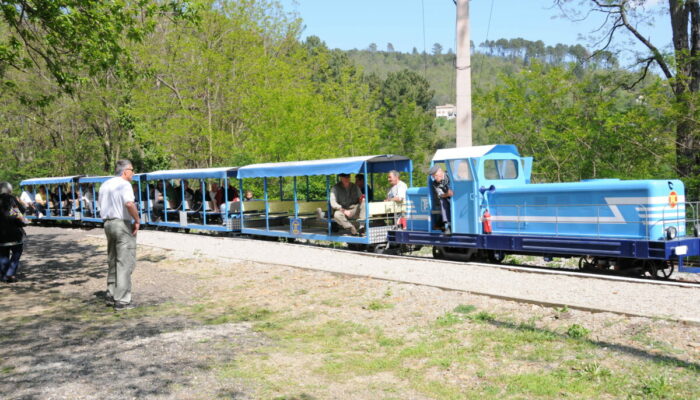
[432,145,520,162]
[145,167,238,180]
[20,176,82,185]
[237,155,411,179]
[79,174,143,183]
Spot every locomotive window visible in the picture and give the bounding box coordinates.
[450,160,473,181]
[484,159,518,180]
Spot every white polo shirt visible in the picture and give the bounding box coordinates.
[99,176,135,220]
[387,180,408,202]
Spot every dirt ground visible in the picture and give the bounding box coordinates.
[1,227,699,399]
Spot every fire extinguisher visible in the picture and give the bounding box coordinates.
[483,209,492,234]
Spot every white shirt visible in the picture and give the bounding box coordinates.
[387,180,408,202]
[99,177,135,220]
[20,190,35,203]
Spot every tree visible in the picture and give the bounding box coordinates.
[368,42,378,52]
[432,42,443,56]
[387,43,395,52]
[556,0,700,194]
[0,0,196,95]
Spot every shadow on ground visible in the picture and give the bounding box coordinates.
[0,228,256,399]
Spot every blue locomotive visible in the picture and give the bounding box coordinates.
[390,145,699,278]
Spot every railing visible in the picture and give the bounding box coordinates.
[485,201,699,241]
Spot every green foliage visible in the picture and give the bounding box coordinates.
[0,0,198,94]
[566,324,591,339]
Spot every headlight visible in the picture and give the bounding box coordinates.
[665,226,677,240]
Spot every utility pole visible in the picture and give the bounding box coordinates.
[455,0,472,147]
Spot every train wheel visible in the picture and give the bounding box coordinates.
[647,260,674,280]
[487,250,505,263]
[432,246,446,259]
[578,256,597,270]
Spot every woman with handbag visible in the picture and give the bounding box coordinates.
[0,182,27,283]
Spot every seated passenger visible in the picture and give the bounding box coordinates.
[244,190,254,201]
[34,186,47,216]
[215,183,240,212]
[19,188,36,215]
[151,181,165,221]
[81,184,95,216]
[326,173,366,236]
[355,174,373,201]
[429,165,453,235]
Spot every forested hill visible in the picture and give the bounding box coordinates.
[346,38,620,106]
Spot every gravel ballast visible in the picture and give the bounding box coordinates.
[128,230,700,323]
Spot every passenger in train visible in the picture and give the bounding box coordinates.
[329,173,365,236]
[215,183,240,211]
[179,180,195,203]
[34,186,47,216]
[19,188,36,215]
[385,170,407,203]
[151,181,165,221]
[429,165,453,235]
[355,174,373,201]
[81,184,95,216]
[244,190,254,201]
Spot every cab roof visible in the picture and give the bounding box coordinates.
[432,145,520,162]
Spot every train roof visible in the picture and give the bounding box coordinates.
[432,145,520,161]
[145,167,239,180]
[79,175,144,183]
[237,155,411,178]
[20,175,82,185]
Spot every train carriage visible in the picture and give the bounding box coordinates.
[237,155,412,249]
[19,175,82,222]
[143,167,240,232]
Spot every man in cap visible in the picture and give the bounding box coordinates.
[429,165,453,235]
[327,173,365,236]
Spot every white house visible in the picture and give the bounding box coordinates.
[435,104,456,119]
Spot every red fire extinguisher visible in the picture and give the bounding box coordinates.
[483,209,492,234]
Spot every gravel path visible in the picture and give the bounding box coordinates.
[128,230,700,323]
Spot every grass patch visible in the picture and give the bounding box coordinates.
[203,307,272,325]
[453,304,476,314]
[566,324,591,339]
[366,300,394,311]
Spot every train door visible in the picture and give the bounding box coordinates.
[448,159,479,234]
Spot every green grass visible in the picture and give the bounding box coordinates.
[366,300,394,311]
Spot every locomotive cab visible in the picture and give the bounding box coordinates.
[424,145,532,235]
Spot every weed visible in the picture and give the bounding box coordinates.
[640,375,671,398]
[576,361,612,382]
[293,289,308,296]
[435,312,462,327]
[366,300,393,311]
[555,305,570,313]
[470,311,495,322]
[383,288,392,298]
[453,304,476,314]
[567,324,590,339]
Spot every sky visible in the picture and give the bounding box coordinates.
[278,0,672,64]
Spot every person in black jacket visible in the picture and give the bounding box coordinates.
[0,182,27,283]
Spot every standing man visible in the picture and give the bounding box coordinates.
[385,170,407,203]
[99,160,140,310]
[429,165,453,235]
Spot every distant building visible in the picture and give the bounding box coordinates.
[435,104,456,119]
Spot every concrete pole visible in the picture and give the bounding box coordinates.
[455,0,472,147]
